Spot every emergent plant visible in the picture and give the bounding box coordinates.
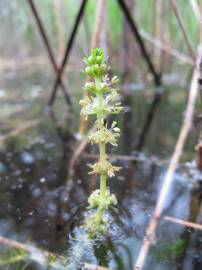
[79,48,122,236]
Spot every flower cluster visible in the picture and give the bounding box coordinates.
[88,189,117,209]
[88,160,121,178]
[84,212,107,236]
[84,190,117,236]
[80,95,122,120]
[83,48,107,77]
[80,48,122,122]
[88,121,120,146]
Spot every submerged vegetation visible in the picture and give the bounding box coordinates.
[80,48,122,237]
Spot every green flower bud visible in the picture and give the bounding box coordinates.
[99,64,107,76]
[88,55,94,65]
[83,82,96,93]
[96,55,103,65]
[85,66,91,75]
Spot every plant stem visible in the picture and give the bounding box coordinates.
[100,174,107,196]
[98,122,107,197]
[96,78,107,197]
[81,48,121,236]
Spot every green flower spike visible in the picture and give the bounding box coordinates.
[80,48,122,237]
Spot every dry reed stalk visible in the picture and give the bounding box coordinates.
[49,0,87,106]
[139,30,193,65]
[0,235,60,259]
[83,263,112,270]
[189,0,202,24]
[134,49,200,270]
[0,236,111,269]
[0,118,43,143]
[67,124,96,182]
[164,216,202,231]
[171,0,196,61]
[27,0,71,106]
[54,0,65,59]
[154,0,164,72]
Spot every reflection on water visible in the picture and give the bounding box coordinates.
[0,66,202,269]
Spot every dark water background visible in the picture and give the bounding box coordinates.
[0,65,202,270]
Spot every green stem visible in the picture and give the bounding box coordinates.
[95,77,107,197]
[98,119,107,197]
[100,144,107,196]
[100,174,107,196]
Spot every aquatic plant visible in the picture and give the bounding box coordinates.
[0,248,29,268]
[79,48,122,236]
[0,246,66,270]
[66,229,96,270]
[152,239,185,267]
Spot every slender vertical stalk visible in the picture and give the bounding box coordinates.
[96,87,107,196]
[80,48,122,236]
[95,77,107,196]
[99,143,107,196]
